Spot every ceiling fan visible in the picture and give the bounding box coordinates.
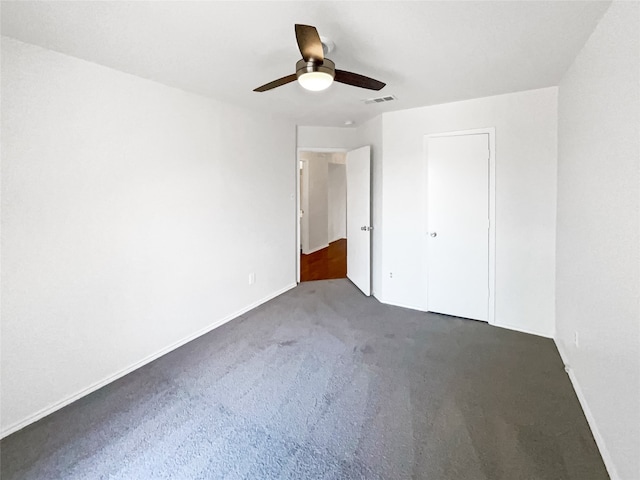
[253,24,386,93]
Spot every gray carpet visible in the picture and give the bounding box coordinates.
[1,279,607,479]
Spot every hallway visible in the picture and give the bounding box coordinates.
[300,239,347,282]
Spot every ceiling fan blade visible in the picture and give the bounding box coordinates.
[295,24,324,63]
[334,70,386,91]
[253,73,297,92]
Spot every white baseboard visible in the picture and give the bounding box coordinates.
[493,322,554,338]
[302,243,329,255]
[376,301,553,339]
[0,282,297,439]
[378,298,427,312]
[555,340,619,480]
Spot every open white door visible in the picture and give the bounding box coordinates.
[427,134,489,321]
[346,146,371,296]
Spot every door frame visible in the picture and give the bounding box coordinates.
[296,147,348,283]
[423,127,496,325]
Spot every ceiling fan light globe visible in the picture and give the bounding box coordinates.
[298,71,334,91]
[296,58,335,92]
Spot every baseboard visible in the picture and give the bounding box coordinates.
[0,282,297,439]
[555,340,619,480]
[376,301,553,339]
[302,243,329,255]
[378,298,427,312]
[493,322,554,338]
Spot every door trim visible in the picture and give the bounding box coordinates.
[296,147,348,284]
[423,128,496,325]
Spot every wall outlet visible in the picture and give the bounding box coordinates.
[574,331,579,348]
[389,272,393,278]
[248,272,255,285]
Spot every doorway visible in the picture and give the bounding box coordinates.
[297,146,372,296]
[425,129,496,323]
[299,151,348,282]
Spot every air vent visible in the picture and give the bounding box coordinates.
[364,95,397,105]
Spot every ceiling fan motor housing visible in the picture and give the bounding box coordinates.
[296,58,335,79]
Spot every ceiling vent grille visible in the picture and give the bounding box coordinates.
[364,95,397,105]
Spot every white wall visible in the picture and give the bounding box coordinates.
[556,2,640,478]
[380,88,558,337]
[302,152,329,253]
[0,37,297,435]
[300,160,309,253]
[297,126,359,150]
[328,163,347,242]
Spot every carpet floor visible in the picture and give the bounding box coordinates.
[1,279,607,479]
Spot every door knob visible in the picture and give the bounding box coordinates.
[430,232,437,237]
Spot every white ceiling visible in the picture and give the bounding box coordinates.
[1,1,610,127]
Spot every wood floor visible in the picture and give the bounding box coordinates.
[300,238,347,282]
